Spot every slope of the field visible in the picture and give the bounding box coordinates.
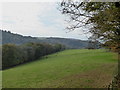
[2,49,118,88]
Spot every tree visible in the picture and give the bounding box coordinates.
[60,1,120,49]
[2,44,21,69]
[60,1,120,88]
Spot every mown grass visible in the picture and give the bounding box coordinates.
[2,49,118,88]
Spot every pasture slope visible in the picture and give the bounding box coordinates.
[2,49,117,88]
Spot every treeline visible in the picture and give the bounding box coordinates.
[2,43,65,69]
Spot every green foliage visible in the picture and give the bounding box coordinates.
[2,44,21,68]
[2,43,65,69]
[60,1,120,52]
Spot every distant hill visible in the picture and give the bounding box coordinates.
[1,30,100,49]
[2,30,40,45]
[39,37,88,49]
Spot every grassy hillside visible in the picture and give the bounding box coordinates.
[2,49,117,88]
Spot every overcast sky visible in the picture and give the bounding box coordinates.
[0,2,89,40]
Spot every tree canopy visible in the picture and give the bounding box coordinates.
[60,1,120,52]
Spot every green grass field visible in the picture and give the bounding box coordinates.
[2,49,118,88]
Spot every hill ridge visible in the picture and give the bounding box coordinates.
[1,30,99,49]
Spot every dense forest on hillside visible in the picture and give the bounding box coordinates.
[1,30,101,49]
[2,43,65,70]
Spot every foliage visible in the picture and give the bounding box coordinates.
[60,1,120,52]
[2,43,65,69]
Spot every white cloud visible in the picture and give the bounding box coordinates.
[0,2,89,40]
